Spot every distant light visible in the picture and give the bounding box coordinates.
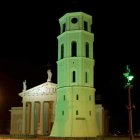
[123,72,129,79]
[123,65,134,84]
[128,75,134,81]
[123,73,134,81]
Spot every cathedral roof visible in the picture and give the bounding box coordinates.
[19,82,57,97]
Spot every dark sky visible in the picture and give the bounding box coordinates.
[0,1,140,132]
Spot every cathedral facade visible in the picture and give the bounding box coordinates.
[10,78,56,135]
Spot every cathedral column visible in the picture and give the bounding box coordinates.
[31,101,35,135]
[27,102,31,134]
[22,101,26,134]
[40,101,44,135]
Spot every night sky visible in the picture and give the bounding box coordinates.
[0,1,140,133]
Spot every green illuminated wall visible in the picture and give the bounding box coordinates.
[51,12,99,137]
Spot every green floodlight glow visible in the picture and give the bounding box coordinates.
[123,73,134,81]
[128,75,134,81]
[123,65,134,84]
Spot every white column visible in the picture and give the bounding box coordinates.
[27,102,31,134]
[40,101,44,135]
[44,102,49,135]
[22,102,26,134]
[31,101,35,135]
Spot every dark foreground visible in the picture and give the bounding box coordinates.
[0,135,140,140]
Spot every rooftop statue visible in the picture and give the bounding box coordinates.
[47,69,52,82]
[22,80,27,91]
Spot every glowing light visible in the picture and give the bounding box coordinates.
[128,75,134,81]
[123,65,134,84]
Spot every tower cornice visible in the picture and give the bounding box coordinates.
[59,12,92,23]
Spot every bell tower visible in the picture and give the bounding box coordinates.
[51,12,99,137]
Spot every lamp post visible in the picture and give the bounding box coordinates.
[123,65,134,140]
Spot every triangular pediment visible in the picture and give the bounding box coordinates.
[19,82,57,97]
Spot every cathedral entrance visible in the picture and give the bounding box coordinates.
[43,101,53,135]
[33,101,53,135]
[23,101,54,135]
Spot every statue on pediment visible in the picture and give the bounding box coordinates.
[22,80,27,91]
[47,69,52,82]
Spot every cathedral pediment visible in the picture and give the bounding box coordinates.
[19,82,57,97]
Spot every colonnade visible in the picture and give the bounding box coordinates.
[22,101,53,135]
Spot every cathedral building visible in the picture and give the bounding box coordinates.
[10,70,56,135]
[10,11,109,137]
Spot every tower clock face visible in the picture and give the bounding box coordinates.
[71,17,78,24]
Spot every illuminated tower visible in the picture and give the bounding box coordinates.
[51,12,99,137]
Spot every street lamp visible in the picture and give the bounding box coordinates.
[123,65,134,140]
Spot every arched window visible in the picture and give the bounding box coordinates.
[61,44,64,59]
[76,110,78,115]
[72,71,76,82]
[85,72,88,83]
[76,94,79,100]
[64,95,65,101]
[62,110,64,115]
[85,42,89,57]
[89,111,91,116]
[62,23,66,33]
[89,95,91,101]
[84,21,88,31]
[71,41,77,57]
